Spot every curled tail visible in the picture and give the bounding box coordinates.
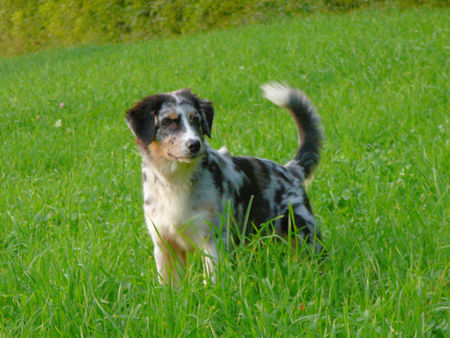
[261,82,323,179]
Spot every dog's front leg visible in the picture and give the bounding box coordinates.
[202,240,218,285]
[154,240,186,285]
[153,243,171,284]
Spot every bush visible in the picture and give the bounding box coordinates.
[0,0,447,56]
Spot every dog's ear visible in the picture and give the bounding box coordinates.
[199,99,214,138]
[125,94,166,145]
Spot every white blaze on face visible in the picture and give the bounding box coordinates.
[172,103,202,157]
[173,93,200,139]
[180,110,200,144]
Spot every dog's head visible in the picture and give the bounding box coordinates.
[126,89,214,162]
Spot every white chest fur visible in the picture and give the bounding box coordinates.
[142,162,218,251]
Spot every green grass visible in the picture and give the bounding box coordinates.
[1,8,448,336]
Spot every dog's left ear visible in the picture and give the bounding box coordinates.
[199,99,214,138]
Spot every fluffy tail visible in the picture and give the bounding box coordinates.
[261,82,322,179]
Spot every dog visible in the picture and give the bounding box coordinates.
[126,83,323,284]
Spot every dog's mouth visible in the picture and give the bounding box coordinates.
[167,151,202,163]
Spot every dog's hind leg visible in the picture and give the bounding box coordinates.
[279,207,323,254]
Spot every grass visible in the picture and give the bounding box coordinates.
[0,7,448,336]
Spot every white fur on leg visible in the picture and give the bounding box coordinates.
[154,240,186,286]
[202,240,218,285]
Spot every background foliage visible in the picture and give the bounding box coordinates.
[0,0,448,56]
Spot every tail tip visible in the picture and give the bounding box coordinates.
[261,82,291,107]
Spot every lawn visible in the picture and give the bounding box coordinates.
[0,8,448,336]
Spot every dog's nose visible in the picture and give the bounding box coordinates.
[186,139,201,154]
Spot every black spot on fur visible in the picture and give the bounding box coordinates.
[303,191,313,214]
[232,157,272,229]
[250,158,271,189]
[201,154,209,168]
[274,188,285,205]
[274,166,292,183]
[210,162,224,194]
[205,154,224,194]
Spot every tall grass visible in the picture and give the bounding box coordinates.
[0,8,448,336]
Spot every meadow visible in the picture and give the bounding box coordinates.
[0,8,448,336]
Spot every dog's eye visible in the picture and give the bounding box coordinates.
[189,113,200,124]
[161,117,179,127]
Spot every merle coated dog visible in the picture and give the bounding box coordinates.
[126,83,323,284]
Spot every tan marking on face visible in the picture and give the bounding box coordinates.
[149,141,165,157]
[150,136,187,161]
[148,141,172,163]
[167,112,178,120]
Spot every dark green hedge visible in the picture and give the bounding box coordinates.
[0,0,447,56]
